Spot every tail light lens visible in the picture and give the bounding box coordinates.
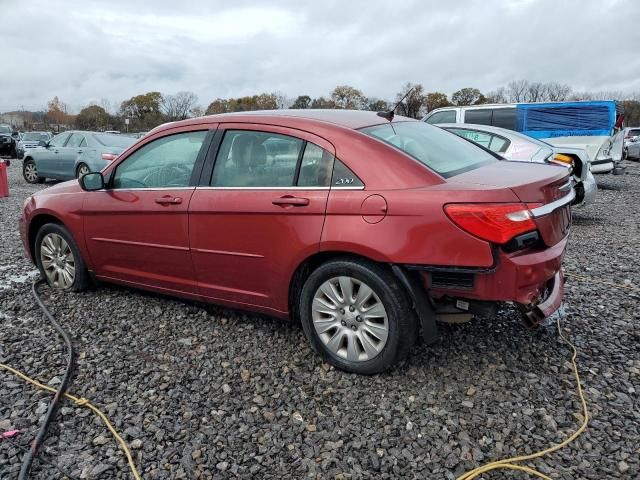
[101,153,117,161]
[444,203,541,244]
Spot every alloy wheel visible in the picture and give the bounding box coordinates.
[40,233,76,289]
[77,164,89,178]
[311,276,389,362]
[24,162,38,183]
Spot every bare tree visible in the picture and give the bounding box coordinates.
[506,80,529,102]
[162,91,199,121]
[525,82,546,102]
[485,87,507,104]
[545,82,572,102]
[395,83,425,118]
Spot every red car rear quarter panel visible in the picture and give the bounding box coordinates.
[321,185,521,268]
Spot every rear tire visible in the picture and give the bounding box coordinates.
[23,159,44,184]
[35,223,90,292]
[299,258,418,374]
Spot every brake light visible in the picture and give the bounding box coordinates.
[101,153,117,161]
[444,203,541,244]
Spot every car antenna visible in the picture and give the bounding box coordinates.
[377,87,415,122]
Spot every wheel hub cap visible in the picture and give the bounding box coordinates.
[311,276,389,362]
[40,233,75,289]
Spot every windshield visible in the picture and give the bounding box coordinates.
[361,122,496,178]
[0,126,12,134]
[93,133,137,148]
[23,132,49,142]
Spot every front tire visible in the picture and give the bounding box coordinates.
[23,159,45,184]
[76,163,90,178]
[299,259,418,374]
[35,223,90,292]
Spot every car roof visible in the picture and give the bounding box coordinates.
[149,109,417,136]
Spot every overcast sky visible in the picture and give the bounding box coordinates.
[2,0,639,113]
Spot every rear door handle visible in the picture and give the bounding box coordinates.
[155,196,183,205]
[272,196,310,207]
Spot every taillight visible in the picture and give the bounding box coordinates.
[444,203,541,244]
[101,153,117,161]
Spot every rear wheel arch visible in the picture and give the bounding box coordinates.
[288,251,393,322]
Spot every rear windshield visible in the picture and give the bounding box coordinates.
[361,122,496,178]
[93,133,137,148]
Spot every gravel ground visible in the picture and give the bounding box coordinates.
[1,156,638,479]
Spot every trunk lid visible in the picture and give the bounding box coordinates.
[448,161,572,246]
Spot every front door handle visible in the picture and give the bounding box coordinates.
[272,196,310,207]
[155,196,183,205]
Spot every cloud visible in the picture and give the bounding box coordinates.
[1,0,638,113]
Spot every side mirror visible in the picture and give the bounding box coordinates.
[79,172,104,191]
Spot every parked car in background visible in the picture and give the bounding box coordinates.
[22,131,136,184]
[16,131,52,159]
[438,123,597,207]
[623,127,640,158]
[20,110,574,373]
[0,124,16,157]
[625,135,640,160]
[424,101,625,174]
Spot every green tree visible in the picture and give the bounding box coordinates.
[451,88,484,106]
[424,92,450,112]
[205,98,229,115]
[75,105,110,130]
[291,95,312,109]
[367,98,390,111]
[310,97,336,109]
[331,85,367,109]
[119,92,164,130]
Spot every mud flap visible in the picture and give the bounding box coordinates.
[391,265,439,345]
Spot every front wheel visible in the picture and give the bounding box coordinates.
[23,159,44,184]
[76,162,90,178]
[299,259,418,374]
[35,223,90,292]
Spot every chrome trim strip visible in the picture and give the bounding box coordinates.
[194,186,365,191]
[530,189,576,218]
[558,180,572,192]
[108,187,195,192]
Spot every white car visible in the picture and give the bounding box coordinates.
[424,101,625,175]
[626,135,640,160]
[623,127,640,158]
[438,123,597,207]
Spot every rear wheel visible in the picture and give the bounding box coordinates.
[23,159,44,184]
[299,258,417,374]
[35,223,90,292]
[76,163,90,178]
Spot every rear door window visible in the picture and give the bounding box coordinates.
[211,131,303,187]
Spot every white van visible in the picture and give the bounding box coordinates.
[423,101,625,174]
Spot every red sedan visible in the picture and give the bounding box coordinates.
[20,110,572,373]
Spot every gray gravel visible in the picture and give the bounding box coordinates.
[1,156,639,479]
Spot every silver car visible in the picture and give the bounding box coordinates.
[16,131,52,159]
[626,135,640,160]
[438,123,597,207]
[22,131,136,184]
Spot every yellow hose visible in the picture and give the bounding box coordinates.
[0,362,141,480]
[458,302,589,479]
